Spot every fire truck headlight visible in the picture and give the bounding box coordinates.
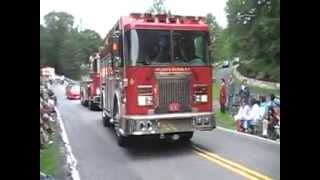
[96,88,101,95]
[196,117,203,125]
[194,95,208,103]
[203,116,210,125]
[137,96,153,106]
[146,121,153,131]
[138,121,146,131]
[201,95,208,102]
[193,116,211,126]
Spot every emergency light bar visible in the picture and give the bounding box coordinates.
[129,13,206,25]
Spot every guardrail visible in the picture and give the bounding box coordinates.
[232,65,280,90]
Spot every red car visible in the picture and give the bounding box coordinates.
[66,83,80,100]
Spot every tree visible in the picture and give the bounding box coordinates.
[40,25,51,66]
[206,13,222,43]
[43,12,75,75]
[147,0,168,14]
[40,11,102,80]
[225,0,279,65]
[225,0,279,81]
[206,14,231,63]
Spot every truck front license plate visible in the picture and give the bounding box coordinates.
[159,120,178,133]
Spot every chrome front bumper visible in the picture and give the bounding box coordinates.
[120,112,216,136]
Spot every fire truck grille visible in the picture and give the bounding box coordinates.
[156,76,191,114]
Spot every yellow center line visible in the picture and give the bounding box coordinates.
[192,144,272,180]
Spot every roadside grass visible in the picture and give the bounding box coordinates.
[212,82,220,100]
[215,110,236,130]
[40,135,59,176]
[212,83,235,130]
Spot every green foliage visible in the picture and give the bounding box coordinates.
[206,13,231,63]
[216,111,236,130]
[147,0,169,14]
[225,0,280,66]
[206,0,279,81]
[40,11,102,80]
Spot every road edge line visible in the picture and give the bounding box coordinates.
[217,126,280,145]
[55,107,81,180]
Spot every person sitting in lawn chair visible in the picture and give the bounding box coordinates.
[242,98,261,133]
[261,94,280,137]
[234,99,251,132]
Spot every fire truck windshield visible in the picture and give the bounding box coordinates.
[129,29,209,66]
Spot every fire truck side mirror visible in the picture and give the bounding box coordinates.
[112,31,121,67]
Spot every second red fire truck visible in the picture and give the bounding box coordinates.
[98,13,216,146]
[80,54,101,110]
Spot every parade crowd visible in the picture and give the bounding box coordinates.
[219,77,280,139]
[40,76,58,148]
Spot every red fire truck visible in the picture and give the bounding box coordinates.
[80,54,101,110]
[99,13,216,146]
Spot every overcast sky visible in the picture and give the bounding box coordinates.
[40,0,228,37]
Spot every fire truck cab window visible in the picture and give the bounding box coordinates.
[131,30,171,65]
[129,30,208,66]
[173,31,208,65]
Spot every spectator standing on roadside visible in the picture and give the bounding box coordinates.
[227,76,236,113]
[239,79,250,104]
[267,94,277,109]
[219,78,227,113]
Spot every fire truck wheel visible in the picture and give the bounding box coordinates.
[180,132,194,142]
[80,97,84,105]
[102,112,112,127]
[80,96,88,106]
[88,101,95,110]
[117,134,129,147]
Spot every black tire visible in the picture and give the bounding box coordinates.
[180,132,194,142]
[117,134,130,147]
[113,98,129,147]
[84,100,88,107]
[102,111,112,127]
[80,96,84,106]
[88,100,95,111]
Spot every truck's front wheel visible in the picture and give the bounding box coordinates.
[88,100,95,110]
[180,132,194,142]
[80,95,87,106]
[102,111,112,127]
[117,133,130,147]
[113,98,129,147]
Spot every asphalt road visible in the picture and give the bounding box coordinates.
[53,84,279,180]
